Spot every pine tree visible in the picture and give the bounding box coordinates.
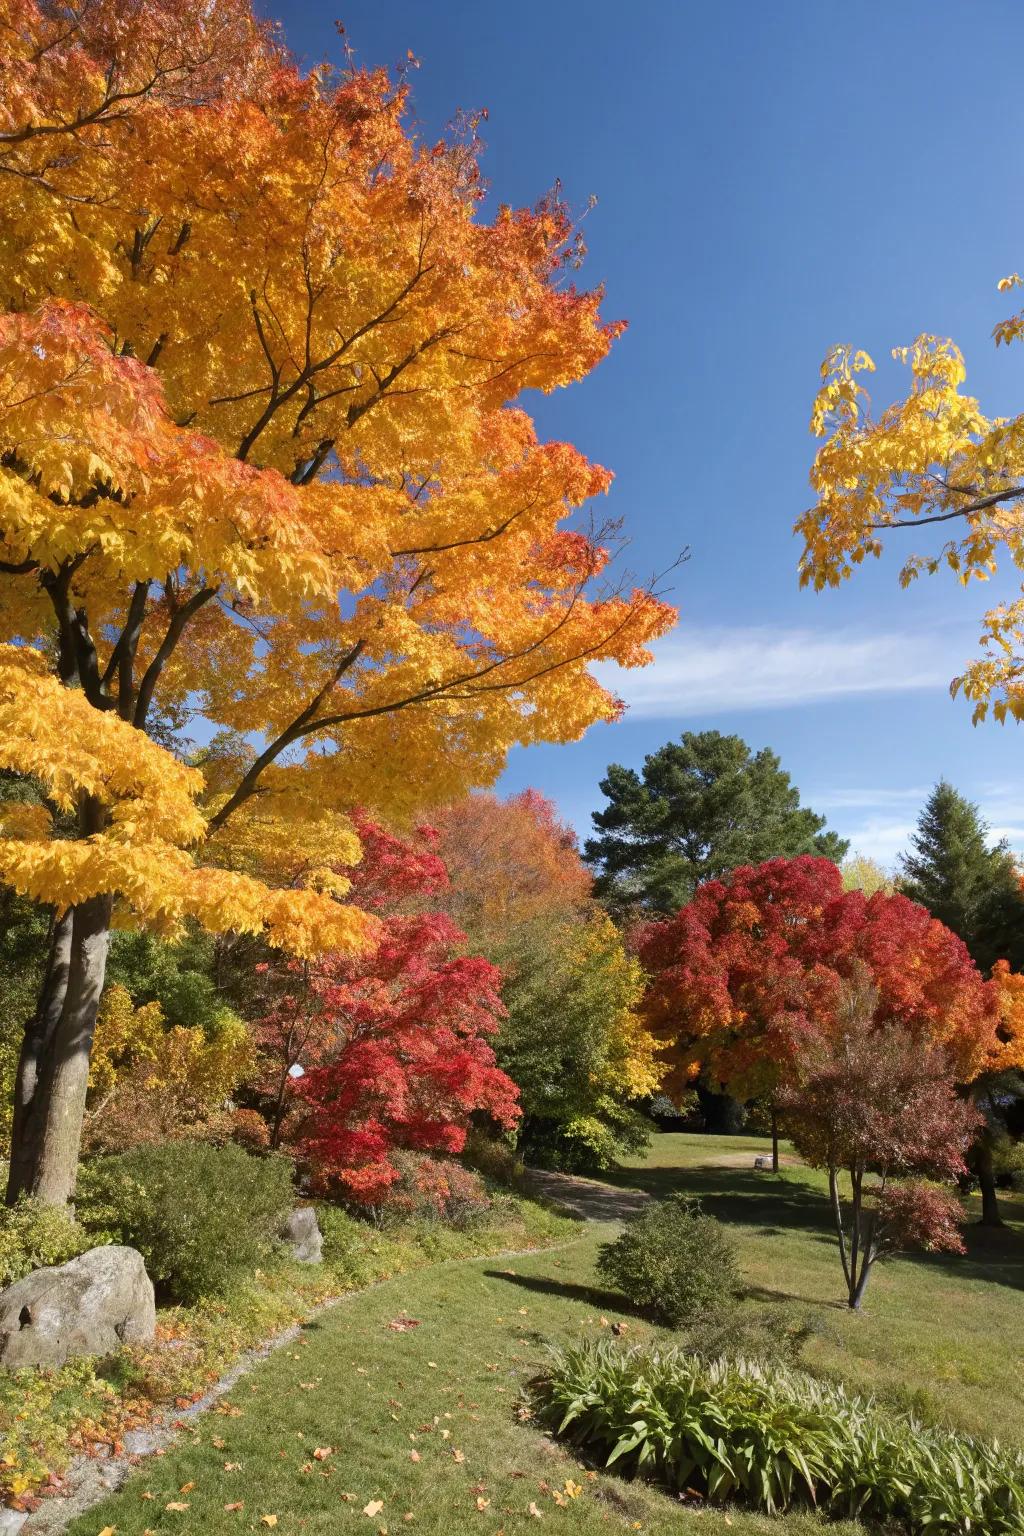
[584,731,847,915]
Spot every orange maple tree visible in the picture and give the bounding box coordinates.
[0,1,675,1204]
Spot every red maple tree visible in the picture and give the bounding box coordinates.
[252,813,519,1199]
[636,856,998,1166]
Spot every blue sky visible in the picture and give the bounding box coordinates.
[271,0,1024,867]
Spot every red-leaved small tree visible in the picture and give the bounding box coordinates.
[780,977,979,1309]
[251,814,520,1201]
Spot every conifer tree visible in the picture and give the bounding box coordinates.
[585,730,846,915]
[899,782,1024,976]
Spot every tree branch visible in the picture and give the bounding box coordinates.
[133,584,218,729]
[204,639,367,834]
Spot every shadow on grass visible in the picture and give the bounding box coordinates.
[609,1161,835,1235]
[483,1267,639,1316]
[912,1217,1024,1293]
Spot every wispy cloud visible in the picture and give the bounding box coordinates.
[595,627,953,717]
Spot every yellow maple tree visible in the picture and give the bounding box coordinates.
[0,0,675,1204]
[799,287,1024,722]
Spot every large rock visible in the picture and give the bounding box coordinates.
[279,1206,322,1264]
[0,1244,155,1370]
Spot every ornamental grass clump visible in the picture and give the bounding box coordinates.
[535,1339,1024,1533]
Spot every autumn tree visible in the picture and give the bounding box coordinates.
[799,279,1024,724]
[82,982,252,1154]
[433,790,663,1169]
[0,2,674,1206]
[585,731,846,915]
[249,813,454,1151]
[896,782,1024,1222]
[636,856,998,1171]
[248,815,519,1201]
[780,976,979,1310]
[431,789,592,941]
[841,854,892,896]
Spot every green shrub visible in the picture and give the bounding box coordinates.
[535,1339,1024,1532]
[0,1197,89,1287]
[461,1128,524,1188]
[76,1142,294,1302]
[596,1195,738,1326]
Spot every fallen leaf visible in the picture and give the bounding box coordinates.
[260,1518,279,1529]
[141,1491,154,1500]
[409,1451,421,1463]
[164,1502,189,1512]
[224,1502,245,1512]
[98,1528,116,1536]
[387,1317,421,1332]
[223,1462,241,1471]
[427,1362,438,1369]
[452,1449,465,1463]
[179,1482,195,1493]
[476,1497,491,1510]
[564,1479,583,1499]
[364,1499,384,1517]
[211,1437,226,1449]
[313,1447,332,1461]
[528,1503,543,1518]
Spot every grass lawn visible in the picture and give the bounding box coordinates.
[66,1134,1024,1536]
[609,1133,1024,1444]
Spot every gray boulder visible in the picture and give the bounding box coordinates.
[0,1244,155,1370]
[279,1206,322,1264]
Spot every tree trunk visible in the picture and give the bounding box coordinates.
[770,1104,780,1173]
[975,1134,1004,1228]
[6,909,74,1205]
[24,895,112,1208]
[850,1257,873,1310]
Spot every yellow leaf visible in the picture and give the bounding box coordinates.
[364,1500,385,1517]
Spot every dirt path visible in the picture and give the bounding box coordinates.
[523,1166,650,1222]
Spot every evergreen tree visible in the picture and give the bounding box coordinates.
[899,781,1024,975]
[900,780,1024,1226]
[584,730,847,915]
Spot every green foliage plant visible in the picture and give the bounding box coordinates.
[75,1142,294,1302]
[536,1338,1024,1531]
[0,1196,89,1287]
[596,1195,738,1326]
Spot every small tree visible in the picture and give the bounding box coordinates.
[250,814,520,1200]
[780,981,979,1309]
[433,792,663,1170]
